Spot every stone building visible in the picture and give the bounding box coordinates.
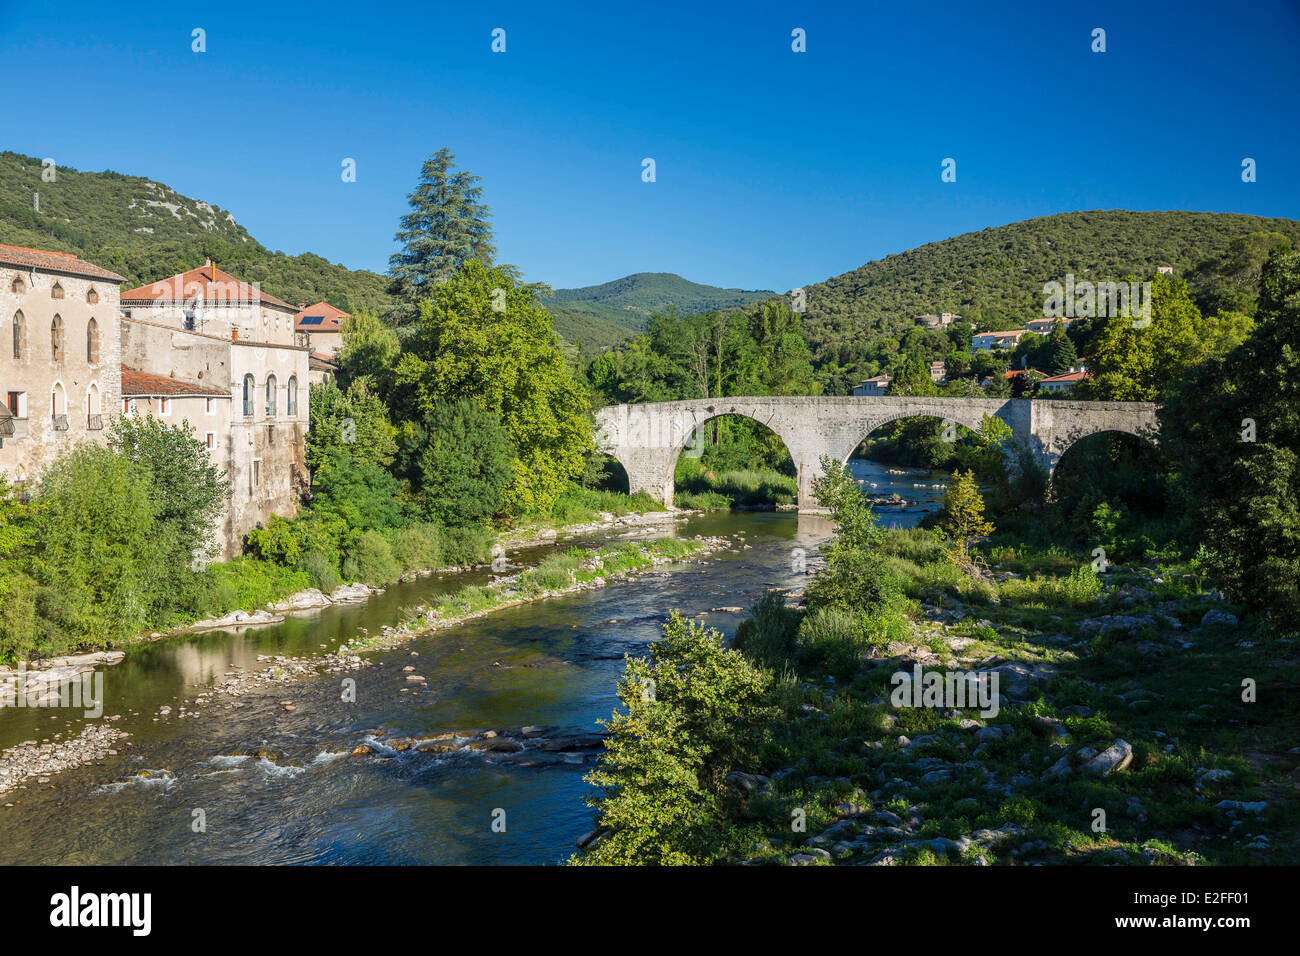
[120,261,311,556]
[294,301,348,358]
[0,245,124,486]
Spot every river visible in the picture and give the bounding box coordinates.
[0,461,943,865]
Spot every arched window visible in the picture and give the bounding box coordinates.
[12,310,24,360]
[87,318,100,363]
[10,276,24,295]
[51,281,64,300]
[242,374,255,417]
[51,315,65,362]
[86,383,102,430]
[50,383,67,431]
[265,374,277,416]
[86,287,99,304]
[286,376,298,416]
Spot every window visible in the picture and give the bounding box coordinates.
[11,310,23,360]
[123,397,131,414]
[51,281,64,300]
[265,374,277,416]
[286,376,298,416]
[250,459,262,495]
[159,397,170,416]
[242,374,255,416]
[205,432,215,450]
[86,384,102,430]
[7,391,25,418]
[205,397,215,415]
[87,318,100,363]
[51,315,65,362]
[10,276,24,295]
[86,287,99,305]
[51,383,68,431]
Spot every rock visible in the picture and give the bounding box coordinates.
[1215,800,1268,815]
[920,770,952,785]
[867,847,906,866]
[1196,768,1234,787]
[350,745,375,756]
[268,588,331,612]
[330,583,376,604]
[725,771,770,793]
[1081,739,1133,776]
[975,726,1005,743]
[1041,756,1073,781]
[1200,609,1238,629]
[872,809,904,827]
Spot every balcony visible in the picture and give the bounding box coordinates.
[87,414,104,431]
[52,414,69,432]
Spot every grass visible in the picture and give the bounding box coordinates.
[674,462,798,510]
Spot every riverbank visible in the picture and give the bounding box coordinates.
[0,530,729,796]
[575,523,1298,866]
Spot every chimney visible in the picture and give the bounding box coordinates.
[297,302,305,310]
[232,329,239,341]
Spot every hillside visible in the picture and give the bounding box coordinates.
[542,272,776,351]
[801,210,1300,386]
[0,150,394,315]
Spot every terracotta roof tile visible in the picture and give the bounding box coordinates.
[121,365,231,398]
[0,244,125,282]
[121,261,296,311]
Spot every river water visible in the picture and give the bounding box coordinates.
[0,461,944,865]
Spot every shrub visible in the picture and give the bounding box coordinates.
[439,523,495,567]
[301,551,343,592]
[733,590,801,669]
[389,522,442,572]
[796,605,868,679]
[343,530,402,586]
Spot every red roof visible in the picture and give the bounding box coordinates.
[120,261,296,311]
[295,301,350,332]
[0,244,125,282]
[1039,370,1092,383]
[121,366,230,398]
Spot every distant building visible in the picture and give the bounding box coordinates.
[308,351,340,386]
[852,374,892,397]
[929,360,947,383]
[1157,266,1174,276]
[915,312,960,328]
[0,245,125,485]
[295,301,350,359]
[1038,366,1091,394]
[971,329,1029,351]
[1025,316,1074,336]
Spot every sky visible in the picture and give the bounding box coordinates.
[2,0,1298,292]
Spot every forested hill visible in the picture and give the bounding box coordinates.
[801,209,1300,373]
[541,272,777,350]
[0,150,394,314]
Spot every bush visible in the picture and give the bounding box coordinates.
[796,606,869,679]
[733,590,801,669]
[301,551,343,592]
[389,522,442,572]
[439,524,495,567]
[343,530,402,586]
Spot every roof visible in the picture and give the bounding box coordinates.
[120,261,296,311]
[121,315,310,352]
[309,351,340,371]
[0,244,125,282]
[1039,370,1092,383]
[975,329,1028,339]
[295,301,349,332]
[859,375,891,384]
[121,366,231,398]
[1003,369,1043,378]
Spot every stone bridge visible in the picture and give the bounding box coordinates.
[593,396,1159,509]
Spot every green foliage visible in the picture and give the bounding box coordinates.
[307,378,397,472]
[939,469,994,561]
[733,590,802,670]
[336,309,401,394]
[391,260,592,515]
[398,398,514,527]
[343,530,402,586]
[806,457,897,613]
[577,612,775,865]
[389,148,497,304]
[388,522,443,573]
[1161,249,1300,625]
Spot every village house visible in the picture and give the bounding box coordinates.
[119,260,311,556]
[971,329,1029,351]
[1025,316,1075,336]
[294,301,349,358]
[852,374,892,397]
[928,360,947,383]
[0,245,124,486]
[1038,366,1091,394]
[914,312,960,328]
[120,364,232,462]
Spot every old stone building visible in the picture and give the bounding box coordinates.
[120,261,311,555]
[0,245,124,486]
[294,301,348,358]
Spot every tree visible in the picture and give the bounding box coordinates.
[393,260,592,515]
[577,612,774,865]
[337,307,400,391]
[1047,323,1078,374]
[940,469,994,564]
[389,148,496,303]
[806,457,897,612]
[401,399,514,527]
[308,379,397,475]
[108,414,229,565]
[1161,249,1300,625]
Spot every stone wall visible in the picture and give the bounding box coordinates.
[0,266,121,483]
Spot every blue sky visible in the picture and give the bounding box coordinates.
[2,0,1298,291]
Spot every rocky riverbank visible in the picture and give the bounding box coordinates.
[0,722,129,798]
